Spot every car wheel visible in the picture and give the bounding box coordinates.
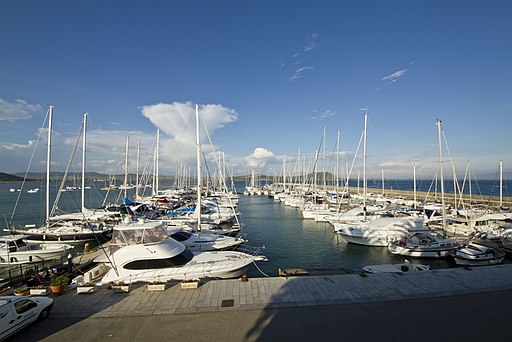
[39,308,50,320]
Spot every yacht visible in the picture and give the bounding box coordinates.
[451,242,505,266]
[387,230,460,258]
[337,217,426,247]
[0,236,74,268]
[166,226,246,251]
[90,219,266,284]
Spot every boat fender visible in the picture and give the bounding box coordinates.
[10,257,17,263]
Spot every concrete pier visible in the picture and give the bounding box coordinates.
[12,264,512,341]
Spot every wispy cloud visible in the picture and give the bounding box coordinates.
[0,98,42,121]
[382,69,408,84]
[305,33,319,52]
[289,66,314,81]
[311,110,336,120]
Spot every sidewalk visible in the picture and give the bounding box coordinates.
[50,264,512,319]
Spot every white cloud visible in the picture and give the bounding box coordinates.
[289,66,315,81]
[140,101,237,144]
[311,110,336,120]
[382,69,408,84]
[304,33,319,52]
[0,98,42,121]
[244,147,276,168]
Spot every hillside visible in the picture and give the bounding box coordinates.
[0,172,25,181]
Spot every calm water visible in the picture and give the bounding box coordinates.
[2,179,507,278]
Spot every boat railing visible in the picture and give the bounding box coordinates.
[236,244,265,257]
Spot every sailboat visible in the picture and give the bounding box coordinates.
[83,105,266,284]
[387,120,460,258]
[8,110,113,249]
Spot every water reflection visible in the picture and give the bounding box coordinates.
[240,195,454,277]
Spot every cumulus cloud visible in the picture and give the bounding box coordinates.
[244,147,276,168]
[0,98,42,121]
[382,69,408,84]
[1,101,239,174]
[140,101,237,144]
[289,66,315,81]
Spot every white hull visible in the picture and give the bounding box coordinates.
[337,232,388,247]
[101,251,262,284]
[0,243,73,267]
[387,243,454,258]
[453,256,505,266]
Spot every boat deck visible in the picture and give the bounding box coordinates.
[49,263,512,318]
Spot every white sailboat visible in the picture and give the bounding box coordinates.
[387,120,460,258]
[8,110,113,248]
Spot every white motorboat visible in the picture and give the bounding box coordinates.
[363,260,430,273]
[166,226,246,251]
[0,236,74,268]
[452,242,506,266]
[91,219,266,284]
[336,217,426,247]
[387,231,460,258]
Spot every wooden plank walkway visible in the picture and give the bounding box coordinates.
[48,264,512,319]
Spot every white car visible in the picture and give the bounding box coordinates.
[0,296,53,340]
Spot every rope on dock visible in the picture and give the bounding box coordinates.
[252,261,270,277]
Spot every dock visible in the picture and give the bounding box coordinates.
[48,264,512,318]
[12,264,512,341]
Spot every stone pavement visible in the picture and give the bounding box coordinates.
[50,264,512,319]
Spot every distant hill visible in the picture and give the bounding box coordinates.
[0,172,25,181]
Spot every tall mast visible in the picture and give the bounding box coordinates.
[436,119,447,231]
[124,135,129,199]
[156,129,160,195]
[336,129,340,189]
[381,169,385,196]
[323,126,326,190]
[500,160,503,209]
[45,105,53,226]
[413,164,417,210]
[81,112,87,213]
[195,104,202,230]
[136,140,140,199]
[363,111,368,219]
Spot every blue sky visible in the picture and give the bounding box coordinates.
[1,0,511,180]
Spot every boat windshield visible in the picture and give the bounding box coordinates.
[111,225,170,246]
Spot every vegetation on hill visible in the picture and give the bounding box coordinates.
[0,172,25,181]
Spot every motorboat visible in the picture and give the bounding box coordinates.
[90,219,266,284]
[363,260,430,273]
[451,242,506,266]
[336,217,426,247]
[166,226,246,251]
[387,231,460,258]
[0,236,74,268]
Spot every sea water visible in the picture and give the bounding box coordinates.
[1,179,509,278]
